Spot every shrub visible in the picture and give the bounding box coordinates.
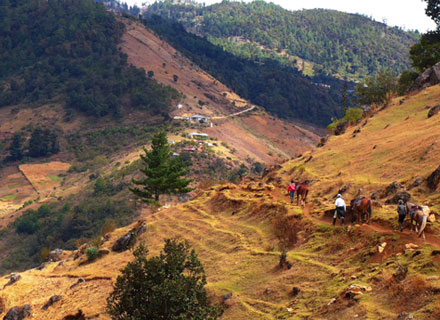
[107,239,222,319]
[15,213,39,234]
[344,107,363,124]
[86,246,99,261]
[398,70,419,95]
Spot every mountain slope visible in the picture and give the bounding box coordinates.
[0,83,439,320]
[142,15,346,126]
[0,0,177,117]
[145,0,420,80]
[119,17,320,162]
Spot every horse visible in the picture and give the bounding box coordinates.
[406,202,430,240]
[296,183,309,207]
[350,197,372,224]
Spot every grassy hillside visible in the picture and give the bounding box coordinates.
[0,84,439,320]
[145,0,420,80]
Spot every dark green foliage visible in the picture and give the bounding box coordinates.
[107,239,222,320]
[409,1,440,72]
[425,0,440,25]
[130,131,193,203]
[28,127,59,158]
[94,177,125,196]
[1,193,137,273]
[354,71,398,106]
[410,32,440,72]
[0,0,177,117]
[145,0,419,79]
[67,125,157,162]
[86,246,99,261]
[398,70,419,95]
[144,15,345,126]
[8,133,23,161]
[15,214,40,234]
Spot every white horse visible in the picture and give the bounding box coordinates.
[407,203,430,240]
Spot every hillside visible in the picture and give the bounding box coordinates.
[0,84,439,319]
[0,3,321,273]
[145,0,420,80]
[0,0,177,117]
[142,15,346,126]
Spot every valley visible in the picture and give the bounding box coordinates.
[0,0,439,319]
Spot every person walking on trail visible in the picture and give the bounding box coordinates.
[397,199,407,232]
[287,180,296,204]
[333,194,346,226]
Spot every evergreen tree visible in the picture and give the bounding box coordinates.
[107,239,222,320]
[8,132,23,161]
[130,131,193,204]
[410,0,440,71]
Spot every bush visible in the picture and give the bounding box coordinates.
[398,70,419,95]
[344,107,363,123]
[107,239,222,320]
[327,107,363,134]
[86,246,99,261]
[15,213,39,234]
[355,71,397,106]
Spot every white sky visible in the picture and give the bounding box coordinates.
[127,0,437,33]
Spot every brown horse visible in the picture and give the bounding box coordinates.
[406,202,430,240]
[350,197,372,224]
[296,183,309,207]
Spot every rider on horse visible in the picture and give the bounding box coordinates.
[333,194,346,226]
[397,199,407,232]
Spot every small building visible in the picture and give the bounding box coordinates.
[190,115,210,122]
[171,152,180,158]
[168,139,175,145]
[173,116,183,120]
[177,104,183,110]
[182,147,196,152]
[188,132,208,139]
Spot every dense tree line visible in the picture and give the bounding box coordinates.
[144,15,345,126]
[2,186,136,273]
[0,0,178,117]
[145,0,419,80]
[7,127,59,161]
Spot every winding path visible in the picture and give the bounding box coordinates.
[211,105,256,120]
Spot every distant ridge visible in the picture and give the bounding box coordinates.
[144,0,420,80]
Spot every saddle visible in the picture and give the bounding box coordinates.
[409,205,422,218]
[354,197,365,207]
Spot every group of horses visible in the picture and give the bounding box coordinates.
[290,182,431,239]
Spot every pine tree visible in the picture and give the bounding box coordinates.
[106,239,222,320]
[130,131,193,204]
[8,133,23,161]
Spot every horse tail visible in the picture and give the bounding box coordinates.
[368,200,372,218]
[418,214,428,237]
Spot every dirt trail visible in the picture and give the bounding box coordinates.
[271,187,440,249]
[211,105,256,119]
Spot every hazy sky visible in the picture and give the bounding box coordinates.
[127,0,437,33]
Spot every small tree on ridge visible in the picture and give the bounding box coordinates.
[130,131,192,204]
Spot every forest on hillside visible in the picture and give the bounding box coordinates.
[0,0,178,117]
[145,0,420,80]
[144,15,348,126]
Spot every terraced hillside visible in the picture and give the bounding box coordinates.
[0,85,439,319]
